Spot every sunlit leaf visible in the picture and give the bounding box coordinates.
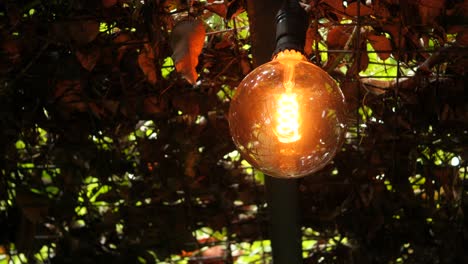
[171,19,206,84]
[161,57,175,79]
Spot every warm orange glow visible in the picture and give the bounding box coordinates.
[275,92,301,143]
[274,50,303,143]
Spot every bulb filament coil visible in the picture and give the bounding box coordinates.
[275,52,302,144]
[275,92,301,143]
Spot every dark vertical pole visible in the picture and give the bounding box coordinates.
[246,1,304,263]
[265,177,303,263]
[246,0,283,66]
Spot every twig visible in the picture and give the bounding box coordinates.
[418,46,465,74]
[205,26,249,36]
[325,25,359,73]
[214,57,236,80]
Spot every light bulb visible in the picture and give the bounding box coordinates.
[228,50,346,178]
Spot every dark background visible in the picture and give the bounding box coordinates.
[0,0,467,263]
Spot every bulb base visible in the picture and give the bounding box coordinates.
[273,0,308,56]
[273,49,306,61]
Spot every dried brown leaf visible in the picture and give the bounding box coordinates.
[345,2,372,16]
[323,0,345,14]
[361,78,392,95]
[68,20,100,46]
[382,25,403,51]
[89,103,105,118]
[214,33,234,49]
[240,55,251,75]
[434,167,458,200]
[114,32,133,62]
[371,1,391,19]
[1,38,21,65]
[342,81,359,112]
[359,52,369,72]
[76,47,100,71]
[54,80,87,112]
[16,188,50,224]
[327,26,352,49]
[367,33,392,60]
[418,0,444,25]
[348,51,369,75]
[304,27,321,56]
[164,0,188,11]
[205,0,227,18]
[171,19,206,84]
[456,28,468,46]
[185,150,200,177]
[172,92,201,116]
[226,0,245,20]
[102,0,117,8]
[143,96,166,115]
[138,43,157,85]
[102,100,120,115]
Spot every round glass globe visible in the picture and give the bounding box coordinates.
[228,50,346,178]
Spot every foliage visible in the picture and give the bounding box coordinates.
[0,0,467,263]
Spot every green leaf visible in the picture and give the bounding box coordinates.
[15,140,25,149]
[161,57,175,79]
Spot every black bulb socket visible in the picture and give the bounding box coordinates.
[273,0,308,57]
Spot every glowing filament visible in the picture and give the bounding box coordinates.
[275,92,301,143]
